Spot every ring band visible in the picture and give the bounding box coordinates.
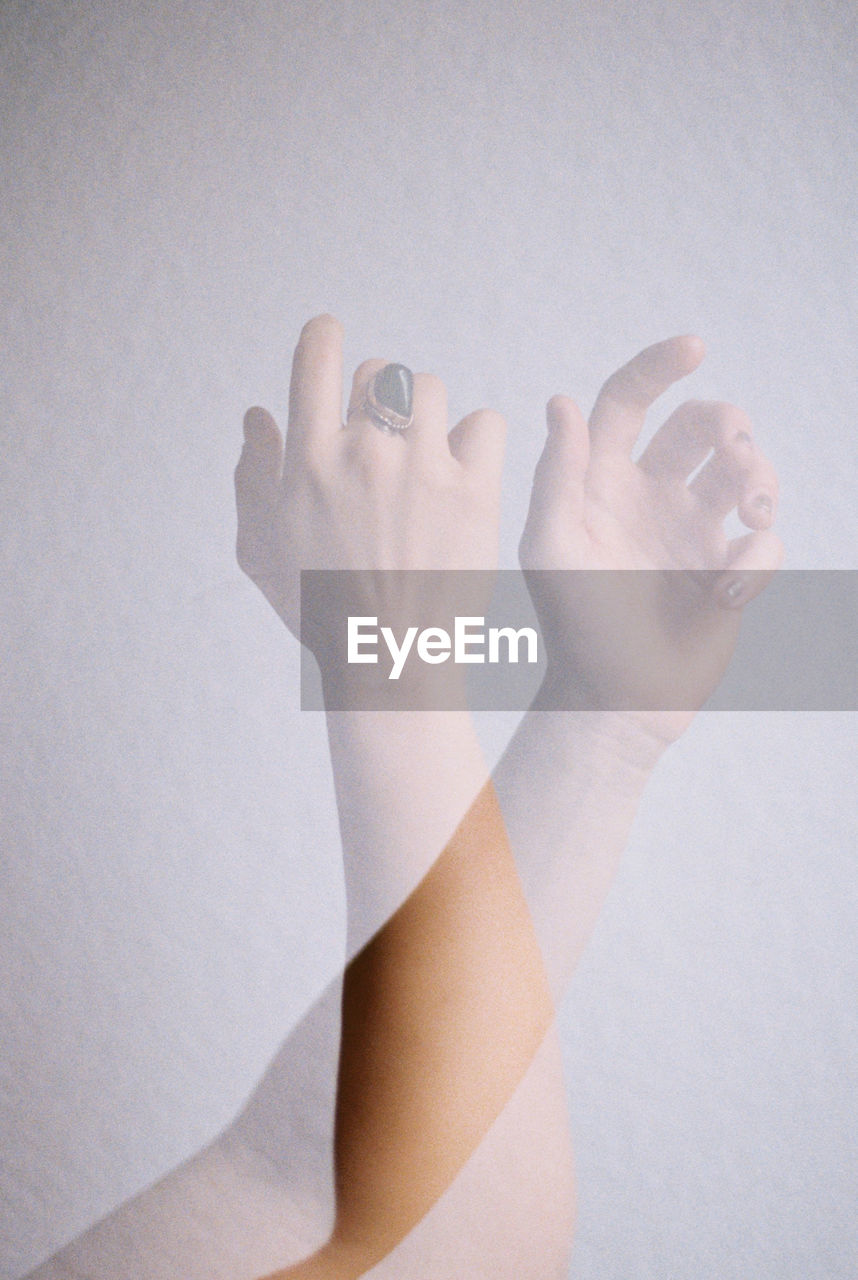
[348,364,414,434]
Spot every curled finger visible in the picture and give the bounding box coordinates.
[714,529,784,608]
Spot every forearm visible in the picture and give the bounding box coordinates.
[323,705,492,956]
[21,1138,330,1280]
[331,780,554,1257]
[316,696,562,1268]
[494,706,665,1000]
[268,1017,575,1280]
[314,683,666,1264]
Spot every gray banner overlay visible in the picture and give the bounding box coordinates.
[300,571,858,711]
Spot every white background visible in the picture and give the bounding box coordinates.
[2,2,856,1276]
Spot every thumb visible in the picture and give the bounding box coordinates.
[237,406,283,484]
[235,406,284,578]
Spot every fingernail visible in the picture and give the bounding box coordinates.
[735,430,752,446]
[373,364,413,417]
[719,576,746,607]
[751,492,773,516]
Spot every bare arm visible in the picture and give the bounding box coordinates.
[260,333,786,1277]
[505,338,782,998]
[242,322,570,1275]
[267,779,555,1279]
[25,328,781,1280]
[26,318,573,1280]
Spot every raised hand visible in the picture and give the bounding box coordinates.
[519,337,783,741]
[234,314,506,659]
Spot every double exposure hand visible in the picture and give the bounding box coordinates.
[519,337,783,742]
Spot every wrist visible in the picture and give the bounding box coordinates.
[533,665,691,770]
[569,710,670,775]
[527,700,669,781]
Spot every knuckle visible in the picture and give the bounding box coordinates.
[674,398,713,428]
[353,357,385,386]
[346,430,396,484]
[711,402,754,447]
[413,372,446,410]
[300,444,331,491]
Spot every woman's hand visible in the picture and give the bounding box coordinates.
[234,314,506,668]
[519,337,783,743]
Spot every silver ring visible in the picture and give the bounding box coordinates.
[348,364,414,434]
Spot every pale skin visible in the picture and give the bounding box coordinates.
[239,319,781,1275]
[239,317,563,1277]
[507,333,783,995]
[25,319,572,1280]
[24,318,781,1280]
[524,338,780,732]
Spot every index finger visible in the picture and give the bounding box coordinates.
[286,313,344,461]
[588,335,705,457]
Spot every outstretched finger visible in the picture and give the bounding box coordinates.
[286,313,344,464]
[589,336,705,457]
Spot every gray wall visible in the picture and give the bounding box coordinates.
[2,2,856,1276]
